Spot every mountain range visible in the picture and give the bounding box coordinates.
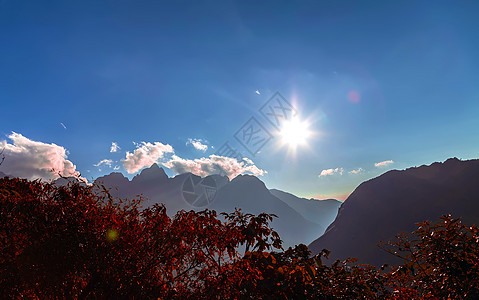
[93,164,342,248]
[309,157,479,266]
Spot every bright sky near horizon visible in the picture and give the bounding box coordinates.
[2,1,479,200]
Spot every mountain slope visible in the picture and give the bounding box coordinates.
[309,158,479,266]
[270,189,341,231]
[210,175,325,247]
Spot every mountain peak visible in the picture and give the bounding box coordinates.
[94,172,130,187]
[231,174,265,188]
[103,172,127,179]
[132,163,168,183]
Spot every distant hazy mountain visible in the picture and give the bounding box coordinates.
[309,158,479,266]
[270,189,341,228]
[94,164,340,248]
[209,175,324,247]
[0,171,6,178]
[54,176,88,187]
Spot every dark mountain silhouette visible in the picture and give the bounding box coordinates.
[94,164,340,248]
[270,189,341,229]
[94,165,190,214]
[309,158,479,266]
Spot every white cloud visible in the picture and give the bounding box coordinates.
[110,142,120,153]
[186,138,208,152]
[121,141,174,174]
[94,159,113,168]
[113,165,120,170]
[349,168,364,174]
[374,160,394,167]
[163,154,266,179]
[242,157,254,165]
[318,168,344,177]
[0,132,86,182]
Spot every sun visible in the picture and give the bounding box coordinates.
[279,117,311,148]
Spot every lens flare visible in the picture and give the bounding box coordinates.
[106,228,119,242]
[348,90,361,103]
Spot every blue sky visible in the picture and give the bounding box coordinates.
[2,0,479,200]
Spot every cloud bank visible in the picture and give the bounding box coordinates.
[318,168,344,177]
[121,140,265,179]
[186,138,208,152]
[121,142,174,174]
[375,160,394,167]
[0,132,85,182]
[163,154,266,179]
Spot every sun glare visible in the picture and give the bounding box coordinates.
[279,117,311,148]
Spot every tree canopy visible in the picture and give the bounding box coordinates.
[1,176,479,299]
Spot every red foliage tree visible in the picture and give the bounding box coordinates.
[2,176,479,299]
[0,177,282,298]
[381,215,479,299]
